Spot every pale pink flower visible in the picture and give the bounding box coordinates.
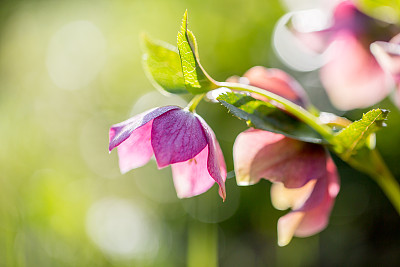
[233,129,340,246]
[109,106,226,200]
[232,66,340,245]
[318,1,397,110]
[276,1,398,110]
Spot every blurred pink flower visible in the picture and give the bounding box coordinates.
[233,129,340,246]
[232,66,340,245]
[317,1,395,110]
[277,1,399,110]
[109,106,226,200]
[242,66,311,108]
[371,34,400,108]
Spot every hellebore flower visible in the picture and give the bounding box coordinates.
[242,66,311,108]
[275,1,398,110]
[227,66,311,108]
[371,34,400,108]
[109,106,226,200]
[318,1,394,110]
[232,66,340,245]
[233,129,339,246]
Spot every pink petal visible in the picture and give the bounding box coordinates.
[197,115,227,200]
[243,66,310,108]
[370,37,400,108]
[276,157,340,246]
[321,31,392,110]
[171,145,216,198]
[233,129,326,188]
[371,40,400,82]
[295,157,340,236]
[151,109,207,168]
[277,212,305,247]
[271,180,316,211]
[116,120,154,174]
[395,89,400,108]
[109,106,179,151]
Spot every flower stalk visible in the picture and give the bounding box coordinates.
[217,81,400,216]
[217,81,334,142]
[187,221,218,267]
[345,149,400,214]
[186,93,206,112]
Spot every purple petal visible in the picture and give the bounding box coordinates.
[171,146,216,198]
[233,129,326,188]
[151,109,207,168]
[109,106,179,151]
[197,115,227,200]
[116,120,154,174]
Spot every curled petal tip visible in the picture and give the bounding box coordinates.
[277,212,304,247]
[219,186,226,202]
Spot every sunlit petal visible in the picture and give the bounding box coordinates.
[321,32,392,110]
[109,106,179,151]
[171,146,215,198]
[197,115,227,200]
[151,109,207,168]
[233,129,326,188]
[116,121,154,174]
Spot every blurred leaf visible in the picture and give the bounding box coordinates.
[334,109,389,158]
[177,10,218,94]
[355,0,400,24]
[142,34,188,94]
[217,92,325,144]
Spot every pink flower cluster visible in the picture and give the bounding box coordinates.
[109,66,340,246]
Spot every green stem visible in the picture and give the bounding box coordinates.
[187,221,218,267]
[217,81,400,215]
[186,93,206,112]
[368,150,400,214]
[217,81,334,142]
[344,149,400,215]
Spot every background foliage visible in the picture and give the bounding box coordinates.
[0,0,399,266]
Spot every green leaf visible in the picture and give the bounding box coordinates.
[334,109,389,158]
[141,33,188,94]
[217,92,326,144]
[177,10,218,94]
[355,0,400,24]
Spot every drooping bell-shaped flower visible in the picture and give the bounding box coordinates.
[233,129,340,246]
[109,106,226,200]
[232,66,340,245]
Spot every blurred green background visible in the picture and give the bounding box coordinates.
[0,0,399,266]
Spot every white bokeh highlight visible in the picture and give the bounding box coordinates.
[47,21,106,90]
[86,198,159,260]
[273,10,330,72]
